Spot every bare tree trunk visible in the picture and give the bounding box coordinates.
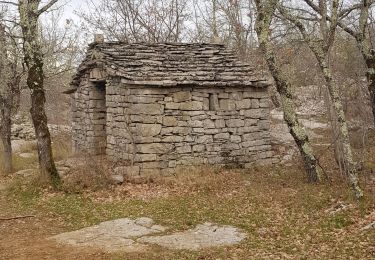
[363,58,375,122]
[0,21,12,174]
[255,0,322,183]
[355,0,375,122]
[0,101,12,174]
[18,0,60,185]
[278,3,364,199]
[303,0,375,123]
[320,60,363,199]
[323,88,345,173]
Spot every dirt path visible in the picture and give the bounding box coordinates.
[0,186,108,260]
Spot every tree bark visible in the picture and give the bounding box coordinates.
[319,58,364,199]
[361,54,375,123]
[255,0,322,183]
[303,0,375,123]
[278,3,364,199]
[0,22,12,174]
[355,0,375,122]
[0,101,12,174]
[18,0,60,185]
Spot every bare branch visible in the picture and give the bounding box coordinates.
[37,0,59,16]
[0,1,18,7]
[0,215,36,221]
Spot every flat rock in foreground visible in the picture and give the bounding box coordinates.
[51,218,246,252]
[139,222,247,250]
[51,217,166,252]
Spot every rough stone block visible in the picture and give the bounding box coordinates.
[180,101,203,111]
[258,120,271,130]
[230,92,243,101]
[197,135,213,144]
[203,128,220,134]
[259,99,270,108]
[226,119,245,128]
[222,143,240,150]
[136,124,162,137]
[243,90,268,99]
[176,145,192,154]
[244,109,262,118]
[238,126,259,134]
[244,119,258,126]
[192,145,205,152]
[203,119,215,129]
[130,104,164,115]
[189,120,204,128]
[215,119,225,128]
[128,96,162,103]
[173,91,192,102]
[193,128,205,133]
[214,133,230,140]
[192,91,209,98]
[131,115,162,124]
[242,140,267,148]
[230,135,242,143]
[251,99,260,109]
[218,92,229,98]
[163,116,178,127]
[219,99,236,110]
[165,102,180,110]
[137,143,173,154]
[161,127,190,135]
[162,136,184,143]
[236,99,251,109]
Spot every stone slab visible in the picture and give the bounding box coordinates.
[138,222,246,251]
[51,219,246,252]
[51,218,166,252]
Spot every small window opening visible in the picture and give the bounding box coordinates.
[209,93,219,111]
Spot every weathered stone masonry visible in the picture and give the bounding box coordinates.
[70,41,275,176]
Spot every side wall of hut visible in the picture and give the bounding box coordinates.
[104,77,275,176]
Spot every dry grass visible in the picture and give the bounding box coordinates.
[61,157,115,193]
[1,128,375,259]
[3,160,375,259]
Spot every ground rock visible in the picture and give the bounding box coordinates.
[135,217,154,228]
[51,218,167,252]
[361,221,375,231]
[110,175,125,185]
[18,153,35,159]
[138,222,246,250]
[15,169,36,177]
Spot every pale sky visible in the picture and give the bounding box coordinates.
[61,0,85,22]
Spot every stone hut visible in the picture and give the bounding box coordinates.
[69,39,274,176]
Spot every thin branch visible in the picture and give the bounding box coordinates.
[37,0,59,16]
[0,1,18,7]
[0,215,36,221]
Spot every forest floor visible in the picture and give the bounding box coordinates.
[1,116,375,259]
[0,156,374,259]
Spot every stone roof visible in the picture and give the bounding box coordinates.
[70,42,269,88]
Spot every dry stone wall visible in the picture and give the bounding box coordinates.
[102,77,275,176]
[72,77,107,154]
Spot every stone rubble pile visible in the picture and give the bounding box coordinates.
[11,115,71,141]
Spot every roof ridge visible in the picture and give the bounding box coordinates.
[71,42,270,89]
